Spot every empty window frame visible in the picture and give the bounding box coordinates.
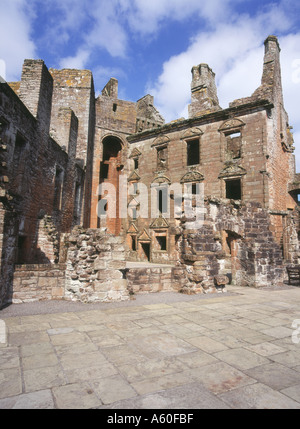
[157,187,168,214]
[225,131,242,160]
[132,182,138,195]
[186,139,200,166]
[134,158,139,170]
[225,178,241,200]
[131,206,137,220]
[131,235,137,251]
[156,235,167,251]
[157,146,168,169]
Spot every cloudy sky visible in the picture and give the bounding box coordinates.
[0,0,299,168]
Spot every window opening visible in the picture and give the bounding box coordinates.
[131,236,137,251]
[225,179,241,200]
[187,139,199,165]
[131,206,137,220]
[225,131,242,159]
[133,182,138,195]
[156,235,167,251]
[157,146,167,169]
[158,187,168,214]
[141,242,150,261]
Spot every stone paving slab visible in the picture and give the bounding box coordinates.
[244,363,300,390]
[219,382,300,409]
[0,389,54,409]
[99,382,231,409]
[0,285,300,409]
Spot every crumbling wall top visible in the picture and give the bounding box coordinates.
[49,68,93,89]
[101,77,118,98]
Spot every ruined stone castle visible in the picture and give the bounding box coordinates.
[0,35,299,307]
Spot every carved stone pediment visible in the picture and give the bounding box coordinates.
[128,170,141,182]
[138,229,151,242]
[181,127,203,140]
[150,216,169,229]
[127,222,138,234]
[180,170,204,183]
[219,119,245,132]
[218,164,247,178]
[128,197,140,208]
[129,148,142,158]
[151,173,171,185]
[151,134,170,147]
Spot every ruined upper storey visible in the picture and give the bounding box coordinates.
[187,36,287,116]
[99,78,165,133]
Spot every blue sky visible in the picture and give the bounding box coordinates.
[0,0,300,169]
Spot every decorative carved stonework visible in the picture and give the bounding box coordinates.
[129,148,142,158]
[127,222,138,234]
[181,127,203,140]
[218,164,247,178]
[219,118,245,132]
[151,134,170,147]
[128,170,141,182]
[138,228,151,242]
[150,215,169,229]
[128,196,140,208]
[180,170,204,183]
[151,172,171,185]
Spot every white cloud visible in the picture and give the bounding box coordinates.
[147,19,263,122]
[56,0,129,69]
[120,0,238,35]
[146,2,300,170]
[147,5,299,117]
[280,34,300,170]
[0,0,36,81]
[59,49,91,70]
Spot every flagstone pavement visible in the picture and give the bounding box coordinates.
[0,285,300,409]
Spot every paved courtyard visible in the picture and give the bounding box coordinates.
[0,285,300,409]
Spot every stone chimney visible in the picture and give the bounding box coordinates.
[188,63,221,118]
[261,36,283,102]
[249,35,283,105]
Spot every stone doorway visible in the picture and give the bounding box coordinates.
[98,136,123,234]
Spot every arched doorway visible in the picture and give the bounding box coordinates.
[98,136,123,234]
